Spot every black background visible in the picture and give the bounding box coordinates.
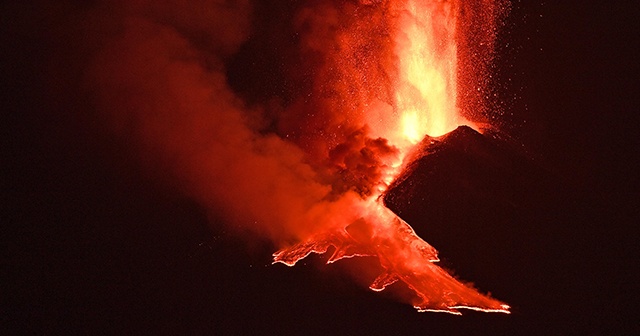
[2,1,638,334]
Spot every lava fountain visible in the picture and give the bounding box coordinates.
[273,0,509,314]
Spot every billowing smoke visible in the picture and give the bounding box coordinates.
[84,0,407,245]
[87,1,329,244]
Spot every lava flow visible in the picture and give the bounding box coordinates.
[274,195,510,314]
[273,0,509,314]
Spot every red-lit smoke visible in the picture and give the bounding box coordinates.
[86,0,509,313]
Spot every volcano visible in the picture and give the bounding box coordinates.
[4,0,638,333]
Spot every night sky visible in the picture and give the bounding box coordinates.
[2,1,638,335]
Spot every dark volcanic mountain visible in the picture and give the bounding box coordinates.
[382,125,635,333]
[383,125,565,322]
[384,126,558,243]
[385,125,556,210]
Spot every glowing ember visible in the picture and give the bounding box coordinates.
[273,0,510,314]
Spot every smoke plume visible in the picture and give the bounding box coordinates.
[85,0,406,246]
[86,1,332,244]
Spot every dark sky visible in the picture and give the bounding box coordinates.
[2,1,638,334]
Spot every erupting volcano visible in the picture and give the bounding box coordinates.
[88,0,510,315]
[272,0,509,314]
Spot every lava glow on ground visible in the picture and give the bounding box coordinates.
[273,196,510,314]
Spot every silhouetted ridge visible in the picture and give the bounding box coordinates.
[382,125,560,307]
[386,125,554,214]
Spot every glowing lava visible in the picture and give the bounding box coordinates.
[274,196,510,314]
[274,0,509,314]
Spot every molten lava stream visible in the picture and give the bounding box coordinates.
[273,195,510,315]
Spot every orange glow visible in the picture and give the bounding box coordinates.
[364,0,469,153]
[394,0,459,138]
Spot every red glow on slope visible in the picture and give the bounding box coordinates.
[274,196,509,314]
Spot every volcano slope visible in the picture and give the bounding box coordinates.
[383,125,583,330]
